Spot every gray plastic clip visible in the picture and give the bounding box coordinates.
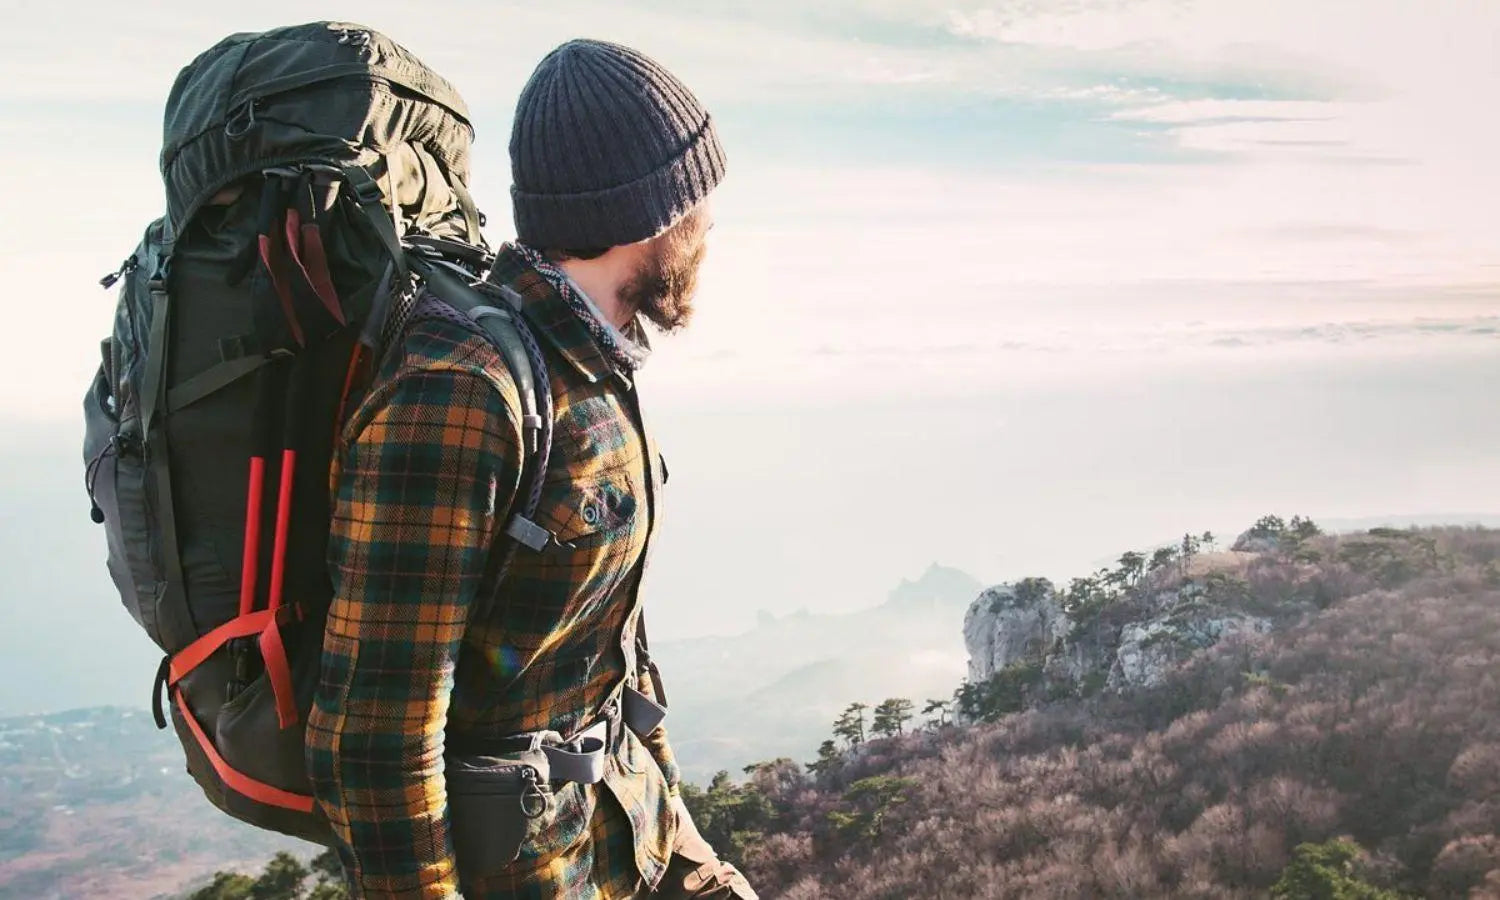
[506,515,554,552]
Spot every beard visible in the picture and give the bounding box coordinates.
[620,214,708,333]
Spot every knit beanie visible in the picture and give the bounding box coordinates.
[509,39,727,250]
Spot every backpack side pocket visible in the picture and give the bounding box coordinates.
[84,346,163,644]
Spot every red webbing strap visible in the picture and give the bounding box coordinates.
[267,450,297,612]
[292,220,346,325]
[172,689,315,813]
[239,456,267,616]
[169,609,278,686]
[255,176,304,347]
[259,231,305,347]
[169,606,300,729]
[285,171,346,326]
[334,343,368,446]
[257,617,299,729]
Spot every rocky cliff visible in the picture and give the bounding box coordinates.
[961,521,1335,707]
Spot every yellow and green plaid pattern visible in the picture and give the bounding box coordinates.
[306,246,680,898]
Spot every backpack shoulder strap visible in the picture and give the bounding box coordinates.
[404,252,556,618]
[406,251,545,455]
[637,611,667,708]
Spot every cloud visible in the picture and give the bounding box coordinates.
[639,301,1500,408]
[1202,316,1500,351]
[1112,99,1341,124]
[2,0,1498,422]
[1252,224,1425,245]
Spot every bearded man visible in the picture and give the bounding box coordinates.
[306,39,756,900]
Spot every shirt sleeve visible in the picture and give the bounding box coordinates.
[634,662,682,797]
[306,366,521,898]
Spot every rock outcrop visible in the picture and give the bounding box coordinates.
[1109,611,1272,688]
[1232,531,1281,554]
[962,580,1070,683]
[963,559,1281,700]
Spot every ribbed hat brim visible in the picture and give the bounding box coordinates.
[513,113,726,249]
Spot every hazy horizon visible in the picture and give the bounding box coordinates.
[0,0,1496,717]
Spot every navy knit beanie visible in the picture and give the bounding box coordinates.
[509,39,727,250]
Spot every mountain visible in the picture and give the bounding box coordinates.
[686,525,1500,898]
[652,562,980,781]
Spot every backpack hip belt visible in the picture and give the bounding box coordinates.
[446,683,669,786]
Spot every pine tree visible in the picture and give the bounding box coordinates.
[833,702,868,748]
[1271,839,1399,899]
[306,849,348,899]
[921,698,952,729]
[1149,546,1178,573]
[250,852,308,900]
[807,739,842,777]
[189,873,255,900]
[871,698,914,738]
[1180,533,1201,579]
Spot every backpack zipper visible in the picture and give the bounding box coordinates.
[223,67,472,135]
[100,256,139,289]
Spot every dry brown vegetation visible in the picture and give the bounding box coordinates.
[708,527,1500,899]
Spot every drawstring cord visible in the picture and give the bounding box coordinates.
[84,436,119,523]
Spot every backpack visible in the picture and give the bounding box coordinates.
[80,22,552,845]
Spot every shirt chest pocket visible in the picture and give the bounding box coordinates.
[542,470,639,546]
[528,468,647,612]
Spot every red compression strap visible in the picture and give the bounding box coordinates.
[334,343,368,453]
[259,230,305,347]
[267,450,297,611]
[239,456,266,616]
[168,609,278,685]
[257,619,299,729]
[282,206,312,313]
[298,221,346,325]
[283,205,301,262]
[173,690,315,812]
[336,344,366,427]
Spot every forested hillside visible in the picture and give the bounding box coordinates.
[687,526,1500,898]
[77,525,1500,899]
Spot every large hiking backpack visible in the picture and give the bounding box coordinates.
[80,22,551,844]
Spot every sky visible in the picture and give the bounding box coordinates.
[0,0,1497,714]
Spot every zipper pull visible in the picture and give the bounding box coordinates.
[100,256,138,289]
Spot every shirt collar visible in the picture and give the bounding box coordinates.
[488,244,620,386]
[558,269,653,371]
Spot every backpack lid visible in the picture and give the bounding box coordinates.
[160,21,474,235]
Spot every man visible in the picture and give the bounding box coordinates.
[305,39,755,900]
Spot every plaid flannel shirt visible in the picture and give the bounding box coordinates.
[306,245,680,899]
